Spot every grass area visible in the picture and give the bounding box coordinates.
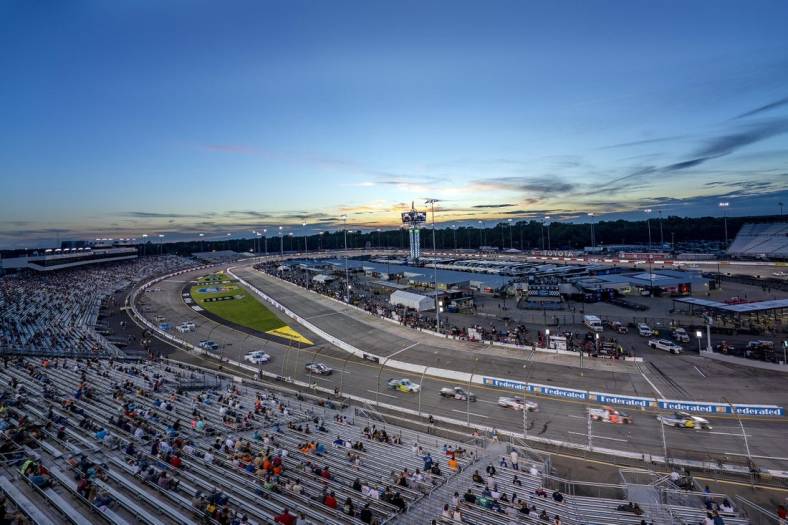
[191,273,287,333]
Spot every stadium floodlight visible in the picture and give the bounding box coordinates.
[644,209,653,250]
[587,212,596,247]
[302,222,308,255]
[719,202,730,246]
[425,198,441,331]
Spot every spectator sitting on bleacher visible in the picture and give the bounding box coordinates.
[552,490,564,503]
[535,487,547,498]
[274,506,296,525]
[720,499,734,513]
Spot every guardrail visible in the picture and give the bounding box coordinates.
[226,267,785,418]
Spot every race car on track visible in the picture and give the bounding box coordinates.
[387,378,421,393]
[657,411,712,430]
[649,339,683,354]
[439,386,476,401]
[497,396,538,411]
[304,362,333,375]
[198,340,219,351]
[244,351,272,364]
[588,406,632,424]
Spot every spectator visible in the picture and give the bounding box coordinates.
[274,507,296,525]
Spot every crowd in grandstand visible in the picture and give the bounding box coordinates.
[0,256,195,357]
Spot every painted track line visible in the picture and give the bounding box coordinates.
[367,390,398,399]
[387,342,420,359]
[569,431,627,443]
[451,409,489,419]
[637,363,665,399]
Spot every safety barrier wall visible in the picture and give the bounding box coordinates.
[134,266,784,419]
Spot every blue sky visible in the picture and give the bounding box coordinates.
[1,0,787,247]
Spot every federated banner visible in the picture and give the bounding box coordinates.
[658,400,729,414]
[530,383,588,401]
[589,392,657,409]
[481,377,531,392]
[729,404,784,417]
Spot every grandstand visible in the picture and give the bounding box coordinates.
[0,357,751,525]
[0,256,195,358]
[727,223,788,260]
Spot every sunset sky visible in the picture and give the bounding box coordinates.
[1,0,787,247]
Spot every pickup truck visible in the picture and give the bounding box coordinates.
[649,339,682,354]
[672,328,690,343]
[439,386,476,402]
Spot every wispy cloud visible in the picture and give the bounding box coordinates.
[472,203,516,209]
[733,95,788,120]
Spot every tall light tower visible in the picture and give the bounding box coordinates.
[658,210,664,247]
[263,228,268,255]
[341,215,350,301]
[302,222,308,255]
[588,212,595,248]
[644,208,653,250]
[402,202,426,263]
[278,226,283,256]
[719,202,730,247]
[425,198,441,332]
[451,224,457,250]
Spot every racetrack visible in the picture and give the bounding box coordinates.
[134,259,788,474]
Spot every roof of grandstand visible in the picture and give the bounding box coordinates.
[727,222,788,259]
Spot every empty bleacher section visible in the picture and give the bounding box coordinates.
[0,256,195,358]
[0,357,478,525]
[727,223,788,260]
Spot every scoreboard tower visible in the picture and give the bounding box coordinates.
[401,202,427,263]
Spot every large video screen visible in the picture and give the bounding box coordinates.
[401,211,427,224]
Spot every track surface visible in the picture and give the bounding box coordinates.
[136,262,788,473]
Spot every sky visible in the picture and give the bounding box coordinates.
[1,0,787,248]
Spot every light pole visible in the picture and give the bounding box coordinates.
[263,228,268,255]
[302,222,308,255]
[342,215,350,302]
[199,233,205,252]
[544,216,551,251]
[255,232,261,254]
[696,330,702,353]
[588,212,595,248]
[658,210,664,247]
[141,234,148,256]
[719,202,729,247]
[376,228,381,249]
[158,234,164,255]
[477,220,483,248]
[644,208,653,251]
[426,199,440,332]
[451,225,457,250]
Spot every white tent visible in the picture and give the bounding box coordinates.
[390,290,434,312]
[312,274,336,284]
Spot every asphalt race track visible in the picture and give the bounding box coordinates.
[134,260,788,474]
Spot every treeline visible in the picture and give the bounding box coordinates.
[149,213,785,255]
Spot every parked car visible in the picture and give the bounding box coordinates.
[637,324,653,337]
[649,339,682,354]
[439,386,476,401]
[672,328,690,343]
[611,321,628,334]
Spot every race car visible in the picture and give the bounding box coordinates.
[588,406,632,424]
[387,378,421,393]
[649,339,683,354]
[198,340,219,351]
[304,362,333,375]
[657,411,712,430]
[176,323,194,333]
[497,396,538,411]
[244,351,272,364]
[439,386,476,401]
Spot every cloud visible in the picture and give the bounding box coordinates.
[734,96,788,120]
[123,211,207,219]
[474,176,576,195]
[599,136,686,150]
[472,203,516,209]
[663,158,710,171]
